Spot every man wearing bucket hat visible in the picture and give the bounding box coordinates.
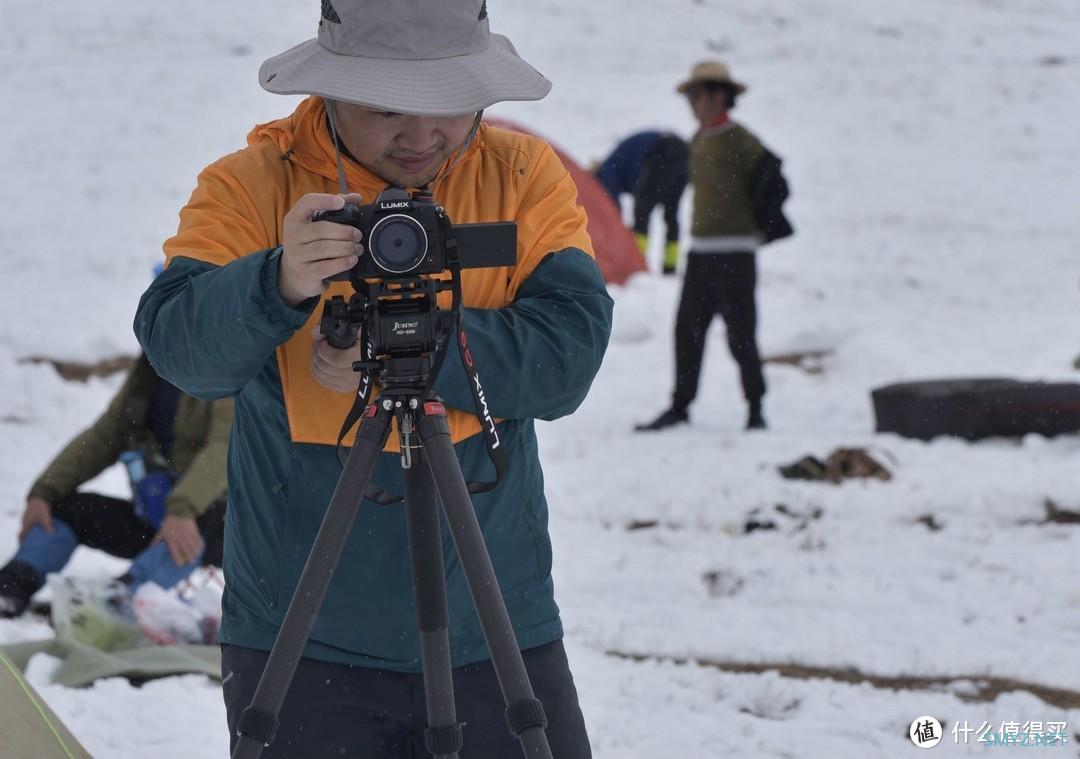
[636,60,793,433]
[135,1,611,756]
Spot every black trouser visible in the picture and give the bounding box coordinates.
[48,491,227,567]
[633,135,688,243]
[0,492,226,602]
[672,252,766,412]
[221,640,592,759]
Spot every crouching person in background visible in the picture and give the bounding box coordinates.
[595,130,689,275]
[0,353,231,618]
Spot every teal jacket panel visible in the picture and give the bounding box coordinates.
[134,248,613,670]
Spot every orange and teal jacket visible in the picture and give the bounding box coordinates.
[134,97,613,670]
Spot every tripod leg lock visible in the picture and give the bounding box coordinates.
[237,706,279,747]
[505,698,548,737]
[425,721,465,756]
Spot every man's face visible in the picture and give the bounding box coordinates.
[331,101,477,188]
[685,85,727,126]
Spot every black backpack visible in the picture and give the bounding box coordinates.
[750,148,794,244]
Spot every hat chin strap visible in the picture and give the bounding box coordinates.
[430,110,483,190]
[324,99,353,196]
[324,99,483,194]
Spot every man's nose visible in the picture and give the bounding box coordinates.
[396,117,441,152]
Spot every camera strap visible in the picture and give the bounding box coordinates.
[333,323,377,463]
[334,257,508,505]
[321,105,509,503]
[442,237,509,495]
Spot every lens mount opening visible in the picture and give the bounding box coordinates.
[368,214,429,274]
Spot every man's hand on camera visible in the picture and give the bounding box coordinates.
[156,515,204,567]
[19,496,54,540]
[311,326,363,394]
[279,192,365,307]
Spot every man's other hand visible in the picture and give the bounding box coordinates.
[279,192,365,307]
[157,515,205,567]
[19,496,54,540]
[311,327,363,394]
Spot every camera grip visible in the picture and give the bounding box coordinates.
[312,203,362,225]
[313,204,364,282]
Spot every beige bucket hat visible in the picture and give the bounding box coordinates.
[259,0,551,116]
[675,60,747,95]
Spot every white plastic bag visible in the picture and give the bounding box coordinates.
[133,567,224,645]
[49,575,142,652]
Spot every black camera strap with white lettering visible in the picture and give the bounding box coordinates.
[333,233,508,504]
[324,105,506,503]
[440,222,509,495]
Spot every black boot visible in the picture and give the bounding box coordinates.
[0,560,43,618]
[746,401,766,431]
[634,407,689,432]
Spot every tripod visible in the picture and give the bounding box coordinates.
[231,352,553,759]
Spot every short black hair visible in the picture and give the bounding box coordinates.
[699,80,739,109]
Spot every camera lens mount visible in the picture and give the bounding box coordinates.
[368,214,429,274]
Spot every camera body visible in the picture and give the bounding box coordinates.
[314,187,447,281]
[315,187,517,353]
[313,187,517,286]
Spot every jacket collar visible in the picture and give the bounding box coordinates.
[698,114,735,138]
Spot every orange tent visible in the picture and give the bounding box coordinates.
[484,117,647,286]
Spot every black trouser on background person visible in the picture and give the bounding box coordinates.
[222,639,593,758]
[47,492,227,565]
[672,252,766,424]
[633,136,689,274]
[0,492,227,615]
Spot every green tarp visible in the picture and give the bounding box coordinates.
[0,638,220,688]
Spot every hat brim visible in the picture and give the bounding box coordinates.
[259,33,551,117]
[676,78,748,95]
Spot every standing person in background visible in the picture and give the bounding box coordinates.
[0,354,231,618]
[595,130,689,274]
[636,60,793,432]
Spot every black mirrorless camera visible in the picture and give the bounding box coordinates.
[313,187,517,283]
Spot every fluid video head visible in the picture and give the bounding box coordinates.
[313,187,516,285]
[315,186,515,493]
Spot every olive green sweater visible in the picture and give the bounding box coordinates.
[28,356,232,519]
[689,120,765,242]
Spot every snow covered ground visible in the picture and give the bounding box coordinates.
[2,0,1079,756]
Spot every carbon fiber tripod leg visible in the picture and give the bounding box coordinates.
[416,403,554,759]
[231,403,393,759]
[404,457,462,759]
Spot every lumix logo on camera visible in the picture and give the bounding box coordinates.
[379,201,410,210]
